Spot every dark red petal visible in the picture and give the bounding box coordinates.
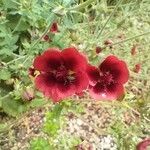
[50,22,58,33]
[35,73,74,102]
[136,138,150,150]
[35,73,56,98]
[76,91,84,98]
[99,55,129,84]
[33,48,62,71]
[73,71,89,93]
[86,65,100,86]
[62,47,88,71]
[54,82,76,102]
[89,82,124,100]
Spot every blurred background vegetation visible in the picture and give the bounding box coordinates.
[0,0,150,149]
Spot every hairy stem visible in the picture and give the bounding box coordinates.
[30,14,56,49]
[68,0,95,11]
[96,0,123,39]
[103,31,150,48]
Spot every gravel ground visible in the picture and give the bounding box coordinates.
[0,101,117,150]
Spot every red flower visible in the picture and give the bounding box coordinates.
[96,46,102,54]
[76,91,85,98]
[134,64,141,73]
[50,22,58,33]
[33,47,89,102]
[87,55,129,100]
[136,138,150,150]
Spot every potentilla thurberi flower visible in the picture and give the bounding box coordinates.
[33,47,89,102]
[87,55,129,100]
[136,138,150,150]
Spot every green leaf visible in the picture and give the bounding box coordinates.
[29,98,47,108]
[30,138,54,150]
[43,104,64,136]
[2,0,19,9]
[2,98,27,117]
[14,18,30,32]
[0,100,2,107]
[0,69,11,80]
[0,123,9,132]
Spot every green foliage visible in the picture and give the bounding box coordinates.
[30,137,54,150]
[43,104,64,136]
[29,98,48,108]
[0,69,11,80]
[1,97,28,117]
[0,123,9,132]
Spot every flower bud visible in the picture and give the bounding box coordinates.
[96,46,102,54]
[22,88,35,101]
[131,45,137,56]
[50,22,58,33]
[43,35,49,41]
[134,64,141,73]
[104,39,113,45]
[104,39,113,49]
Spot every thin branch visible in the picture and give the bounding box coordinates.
[96,0,123,39]
[68,0,95,11]
[102,31,150,48]
[30,14,56,49]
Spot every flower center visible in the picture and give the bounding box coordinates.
[54,66,75,84]
[55,66,68,81]
[100,71,114,85]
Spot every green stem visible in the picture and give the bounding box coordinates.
[121,102,140,116]
[12,17,23,34]
[7,56,26,65]
[103,31,150,47]
[96,0,123,39]
[30,14,56,49]
[68,0,95,11]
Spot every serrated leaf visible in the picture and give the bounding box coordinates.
[43,104,63,136]
[0,69,11,80]
[30,138,54,150]
[2,98,27,117]
[29,98,47,108]
[9,34,19,45]
[14,18,30,32]
[0,123,9,132]
[0,100,2,107]
[2,0,19,9]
